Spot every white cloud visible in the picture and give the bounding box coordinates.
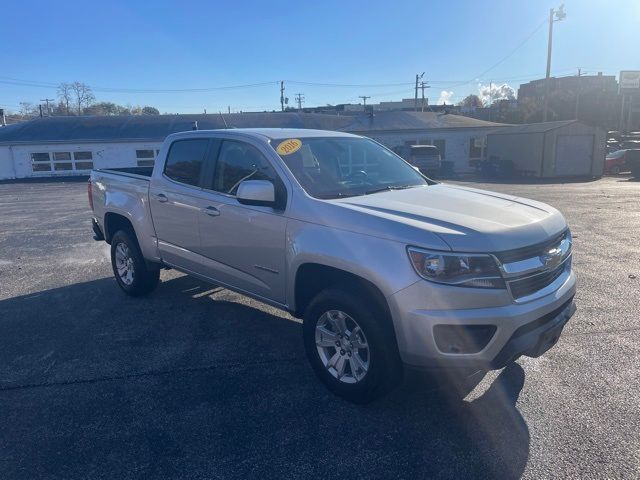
[478,83,515,106]
[437,90,454,105]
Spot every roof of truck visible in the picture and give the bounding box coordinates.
[170,128,357,141]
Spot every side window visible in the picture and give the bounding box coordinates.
[211,141,280,196]
[164,139,209,186]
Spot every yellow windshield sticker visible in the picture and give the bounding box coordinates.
[276,138,302,155]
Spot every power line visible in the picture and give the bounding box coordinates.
[440,16,548,91]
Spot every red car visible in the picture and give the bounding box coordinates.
[605,150,628,175]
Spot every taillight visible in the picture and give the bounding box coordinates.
[87,179,94,210]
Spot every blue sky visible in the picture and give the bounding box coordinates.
[1,0,638,113]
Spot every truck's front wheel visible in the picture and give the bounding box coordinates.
[303,288,402,403]
[110,229,160,296]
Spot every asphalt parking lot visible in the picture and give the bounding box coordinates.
[0,176,639,479]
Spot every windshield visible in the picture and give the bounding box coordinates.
[271,136,428,199]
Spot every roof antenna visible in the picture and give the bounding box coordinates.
[219,111,229,128]
[192,121,198,131]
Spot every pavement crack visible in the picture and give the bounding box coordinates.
[0,356,301,393]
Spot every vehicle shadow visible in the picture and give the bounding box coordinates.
[0,275,529,479]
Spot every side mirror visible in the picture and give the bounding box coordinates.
[236,180,276,207]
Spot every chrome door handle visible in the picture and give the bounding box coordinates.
[203,206,220,217]
[156,193,168,203]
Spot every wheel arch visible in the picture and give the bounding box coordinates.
[103,211,136,244]
[293,263,392,322]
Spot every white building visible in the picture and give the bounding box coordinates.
[0,111,553,180]
[0,112,506,180]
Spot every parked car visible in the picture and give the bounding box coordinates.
[605,149,628,175]
[89,128,576,403]
[617,149,640,178]
[397,144,442,176]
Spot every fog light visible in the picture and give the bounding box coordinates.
[433,325,497,354]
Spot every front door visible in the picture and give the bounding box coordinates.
[195,139,288,304]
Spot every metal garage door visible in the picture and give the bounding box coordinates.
[555,134,593,176]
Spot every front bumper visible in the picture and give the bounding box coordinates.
[387,268,576,370]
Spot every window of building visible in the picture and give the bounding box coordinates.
[54,162,73,171]
[136,149,156,167]
[469,137,484,159]
[31,152,52,172]
[31,152,51,172]
[211,141,279,195]
[53,152,73,171]
[433,139,446,159]
[74,151,92,161]
[32,162,52,172]
[164,139,208,186]
[72,152,93,170]
[30,151,93,173]
[53,152,71,161]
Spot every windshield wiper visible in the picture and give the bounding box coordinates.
[364,185,419,195]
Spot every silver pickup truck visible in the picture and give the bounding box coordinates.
[89,128,576,403]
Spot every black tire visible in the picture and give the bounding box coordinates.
[302,287,402,403]
[110,229,160,296]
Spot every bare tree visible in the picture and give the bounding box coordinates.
[57,83,73,115]
[19,101,35,117]
[69,81,95,115]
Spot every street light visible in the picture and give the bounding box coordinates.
[542,4,566,122]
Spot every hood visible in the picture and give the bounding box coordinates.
[330,183,567,252]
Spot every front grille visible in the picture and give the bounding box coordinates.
[508,262,567,299]
[494,230,567,263]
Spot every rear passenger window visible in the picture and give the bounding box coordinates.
[164,139,209,186]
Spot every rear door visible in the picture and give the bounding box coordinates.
[194,138,289,304]
[148,137,212,269]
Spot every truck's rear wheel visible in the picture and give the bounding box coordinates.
[302,288,402,403]
[110,229,160,296]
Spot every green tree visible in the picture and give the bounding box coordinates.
[457,94,483,108]
[141,106,160,115]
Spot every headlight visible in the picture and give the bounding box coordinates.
[407,247,505,289]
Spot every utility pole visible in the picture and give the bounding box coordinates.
[40,98,54,115]
[39,104,43,117]
[542,4,566,122]
[414,72,424,111]
[295,93,304,111]
[359,95,370,108]
[575,67,582,120]
[419,81,430,112]
[280,81,285,112]
[489,81,493,122]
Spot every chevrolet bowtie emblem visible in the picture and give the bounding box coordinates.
[540,246,563,269]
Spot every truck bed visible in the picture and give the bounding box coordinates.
[96,166,154,179]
